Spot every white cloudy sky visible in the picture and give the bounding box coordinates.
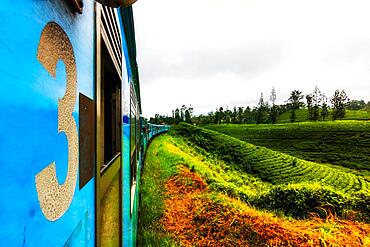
[134,0,370,117]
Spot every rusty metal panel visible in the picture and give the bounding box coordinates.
[79,93,96,189]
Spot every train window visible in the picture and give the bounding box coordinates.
[95,4,123,246]
[130,114,136,156]
[130,114,136,181]
[130,83,139,213]
[96,3,123,174]
[130,84,138,183]
[136,116,141,159]
[100,41,122,168]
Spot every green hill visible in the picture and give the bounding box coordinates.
[139,127,370,246]
[168,123,370,219]
[204,120,370,172]
[277,109,369,123]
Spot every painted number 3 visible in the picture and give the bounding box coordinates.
[35,22,79,221]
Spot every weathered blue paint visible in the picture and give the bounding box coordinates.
[118,11,139,245]
[122,121,133,246]
[0,1,95,246]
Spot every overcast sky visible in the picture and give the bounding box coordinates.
[134,0,370,117]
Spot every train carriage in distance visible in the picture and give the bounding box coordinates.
[0,1,168,246]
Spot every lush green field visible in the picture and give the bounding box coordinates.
[204,120,370,172]
[139,128,370,245]
[277,109,369,123]
[171,123,370,218]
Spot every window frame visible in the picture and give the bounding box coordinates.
[129,83,140,215]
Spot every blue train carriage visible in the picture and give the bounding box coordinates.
[140,118,149,159]
[147,123,171,140]
[0,0,142,246]
[138,119,170,168]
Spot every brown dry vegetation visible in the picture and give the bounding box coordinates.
[161,167,370,247]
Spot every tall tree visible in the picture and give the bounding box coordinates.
[331,90,349,120]
[288,90,304,110]
[214,109,220,124]
[225,107,232,124]
[237,107,244,124]
[256,93,268,124]
[184,109,192,123]
[269,87,278,124]
[311,86,322,121]
[244,106,253,123]
[180,105,186,121]
[232,106,238,124]
[207,111,215,125]
[174,108,181,124]
[219,107,224,124]
[269,87,277,106]
[321,94,329,120]
[288,90,303,123]
[187,105,194,120]
[269,105,278,124]
[306,94,314,120]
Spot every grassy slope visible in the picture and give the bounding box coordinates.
[171,123,370,218]
[139,132,370,245]
[277,109,369,123]
[204,120,370,172]
[138,137,178,247]
[161,168,370,246]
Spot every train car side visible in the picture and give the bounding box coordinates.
[0,1,96,246]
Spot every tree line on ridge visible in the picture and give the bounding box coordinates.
[149,87,369,125]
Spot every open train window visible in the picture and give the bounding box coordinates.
[101,42,121,168]
[95,4,123,246]
[96,4,123,173]
[130,83,138,212]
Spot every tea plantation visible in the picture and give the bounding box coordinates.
[276,109,369,123]
[204,120,370,172]
[171,123,370,219]
[140,129,370,246]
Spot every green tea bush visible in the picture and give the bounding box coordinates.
[352,191,370,219]
[255,183,350,218]
[170,123,370,220]
[204,121,370,171]
[171,123,369,193]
